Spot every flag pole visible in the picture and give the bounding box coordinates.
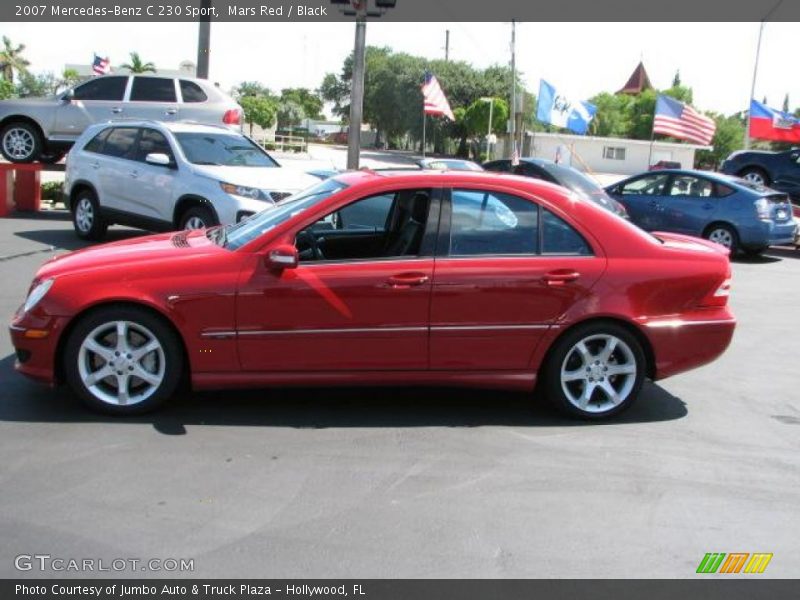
[422,111,427,158]
[746,1,785,149]
[647,129,655,167]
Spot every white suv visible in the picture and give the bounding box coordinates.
[64,121,319,240]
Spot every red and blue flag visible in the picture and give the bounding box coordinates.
[749,99,800,143]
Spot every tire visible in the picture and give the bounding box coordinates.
[179,205,217,230]
[0,121,42,163]
[72,189,108,241]
[39,150,66,164]
[63,306,184,415]
[739,167,770,187]
[543,322,646,420]
[703,223,739,254]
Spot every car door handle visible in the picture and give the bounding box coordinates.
[386,272,429,288]
[702,202,714,210]
[543,270,580,286]
[165,108,177,115]
[90,161,100,169]
[111,107,123,114]
[130,170,139,179]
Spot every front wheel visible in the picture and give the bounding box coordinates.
[543,322,646,419]
[179,205,217,230]
[63,306,184,415]
[72,190,108,241]
[0,121,42,163]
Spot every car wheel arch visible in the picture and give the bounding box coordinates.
[0,115,46,138]
[173,195,219,229]
[702,220,738,239]
[69,181,99,211]
[536,316,657,382]
[54,300,191,387]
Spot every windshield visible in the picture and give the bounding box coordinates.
[543,164,604,196]
[174,132,278,167]
[221,178,349,250]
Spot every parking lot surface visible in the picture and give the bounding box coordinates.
[0,212,798,578]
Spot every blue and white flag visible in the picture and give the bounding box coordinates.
[536,79,596,134]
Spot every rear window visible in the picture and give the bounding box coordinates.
[130,77,177,102]
[180,80,207,103]
[83,129,110,153]
[542,164,603,195]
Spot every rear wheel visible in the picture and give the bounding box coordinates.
[543,322,646,420]
[704,224,739,254]
[0,121,41,163]
[179,205,217,230]
[72,189,107,241]
[63,306,184,415]
[739,167,770,187]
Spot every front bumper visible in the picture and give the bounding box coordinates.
[9,307,69,385]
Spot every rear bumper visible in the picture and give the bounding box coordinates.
[8,308,68,385]
[638,309,736,380]
[739,220,797,248]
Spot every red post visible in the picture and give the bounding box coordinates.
[0,170,12,217]
[14,168,42,212]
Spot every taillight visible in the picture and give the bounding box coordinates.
[698,277,731,308]
[223,108,242,125]
[754,197,771,220]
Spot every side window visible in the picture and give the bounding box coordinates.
[180,80,208,103]
[621,174,669,196]
[449,189,538,256]
[484,161,512,173]
[83,129,111,153]
[72,76,127,101]
[667,175,713,198]
[714,183,735,197]
[136,129,174,162]
[102,128,139,160]
[337,194,393,230]
[130,77,177,102]
[542,209,592,256]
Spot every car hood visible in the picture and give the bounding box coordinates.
[190,165,319,192]
[35,230,220,280]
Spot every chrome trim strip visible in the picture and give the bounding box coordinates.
[238,326,428,336]
[9,325,26,332]
[644,319,736,329]
[431,324,550,331]
[200,331,236,339]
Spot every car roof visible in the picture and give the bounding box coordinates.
[89,120,234,134]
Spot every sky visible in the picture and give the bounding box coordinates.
[5,21,799,117]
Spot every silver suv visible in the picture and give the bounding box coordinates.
[0,74,242,164]
[64,120,318,240]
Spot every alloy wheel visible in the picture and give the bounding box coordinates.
[560,334,638,414]
[2,127,35,160]
[77,320,166,406]
[75,197,94,233]
[742,172,766,186]
[184,216,207,230]
[708,228,734,249]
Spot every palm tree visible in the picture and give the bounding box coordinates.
[0,36,31,82]
[120,52,156,74]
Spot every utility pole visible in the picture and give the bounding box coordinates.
[508,19,516,160]
[196,0,212,79]
[445,30,450,61]
[347,12,367,169]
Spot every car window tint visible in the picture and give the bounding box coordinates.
[542,209,592,255]
[484,161,512,173]
[337,194,393,230]
[136,129,173,162]
[450,189,538,256]
[174,132,277,167]
[83,129,111,153]
[621,173,670,196]
[102,128,139,160]
[180,80,207,103]
[73,76,127,101]
[667,175,713,198]
[130,77,177,102]
[714,183,735,197]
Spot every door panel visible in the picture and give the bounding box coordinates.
[52,76,130,138]
[236,259,433,371]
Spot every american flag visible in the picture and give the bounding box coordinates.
[421,72,455,121]
[92,54,110,75]
[653,94,715,145]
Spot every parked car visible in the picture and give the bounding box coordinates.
[11,170,735,420]
[64,120,319,240]
[649,160,681,171]
[720,148,800,198]
[416,158,483,171]
[483,158,628,217]
[0,74,242,164]
[605,169,797,255]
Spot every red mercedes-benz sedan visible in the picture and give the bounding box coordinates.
[9,170,735,419]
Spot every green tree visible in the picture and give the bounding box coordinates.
[239,95,278,137]
[0,36,30,82]
[281,88,323,121]
[16,72,58,97]
[672,70,681,87]
[59,68,81,92]
[120,52,156,74]
[0,78,15,99]
[277,99,305,130]
[236,81,269,98]
[695,113,745,168]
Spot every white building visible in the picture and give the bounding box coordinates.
[521,131,711,176]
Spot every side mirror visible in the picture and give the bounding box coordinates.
[266,244,299,270]
[61,89,74,103]
[145,152,172,167]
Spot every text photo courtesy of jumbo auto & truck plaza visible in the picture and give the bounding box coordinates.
[0,1,799,599]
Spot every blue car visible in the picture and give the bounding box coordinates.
[605,169,797,255]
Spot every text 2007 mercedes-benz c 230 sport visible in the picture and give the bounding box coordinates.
[9,170,736,419]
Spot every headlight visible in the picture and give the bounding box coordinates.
[220,182,262,200]
[24,278,54,313]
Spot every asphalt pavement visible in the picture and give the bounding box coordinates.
[0,212,798,578]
